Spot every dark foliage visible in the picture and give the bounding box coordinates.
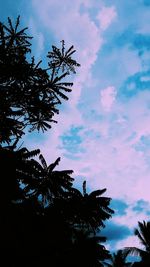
[0,17,114,267]
[63,181,114,231]
[0,16,80,144]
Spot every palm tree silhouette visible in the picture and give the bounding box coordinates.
[21,154,74,206]
[64,180,114,232]
[124,221,150,267]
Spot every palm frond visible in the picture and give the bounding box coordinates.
[89,189,107,198]
[83,180,87,196]
[48,157,61,172]
[47,41,80,74]
[39,154,47,169]
[123,246,146,258]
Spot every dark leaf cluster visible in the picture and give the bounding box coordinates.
[0,17,80,144]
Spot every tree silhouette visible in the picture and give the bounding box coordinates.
[63,180,114,232]
[0,16,80,144]
[0,17,114,267]
[124,221,150,267]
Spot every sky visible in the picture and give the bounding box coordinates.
[1,0,150,253]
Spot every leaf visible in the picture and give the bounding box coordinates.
[89,189,107,198]
[65,45,74,55]
[39,154,47,169]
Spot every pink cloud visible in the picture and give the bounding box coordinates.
[29,90,150,209]
[31,0,117,106]
[22,0,150,253]
[111,205,150,250]
[96,6,117,31]
[26,1,150,234]
[41,91,150,204]
[100,86,117,112]
[115,235,143,251]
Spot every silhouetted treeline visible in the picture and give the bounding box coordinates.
[0,17,113,267]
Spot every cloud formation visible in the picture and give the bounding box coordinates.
[9,0,150,251]
[96,5,117,31]
[101,221,131,241]
[100,86,117,112]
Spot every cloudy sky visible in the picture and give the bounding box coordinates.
[1,0,150,252]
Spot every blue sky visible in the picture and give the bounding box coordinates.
[1,0,150,252]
